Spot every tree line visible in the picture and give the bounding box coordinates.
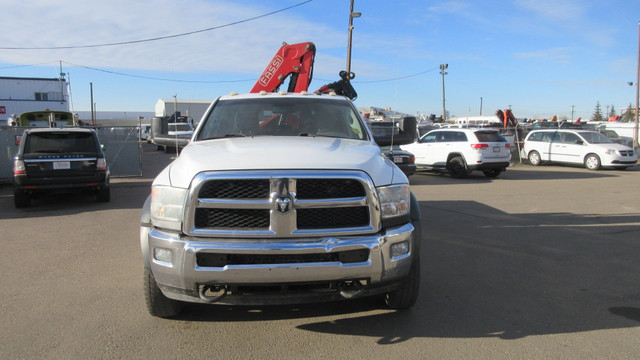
[591,101,636,121]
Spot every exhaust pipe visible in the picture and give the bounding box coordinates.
[338,280,365,299]
[198,284,227,303]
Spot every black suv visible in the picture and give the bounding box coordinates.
[13,128,110,208]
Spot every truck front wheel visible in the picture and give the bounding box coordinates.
[384,255,420,309]
[144,268,183,318]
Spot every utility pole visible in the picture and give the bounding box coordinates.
[635,20,640,148]
[90,82,95,125]
[346,0,361,76]
[440,64,448,121]
[480,97,483,116]
[571,105,575,122]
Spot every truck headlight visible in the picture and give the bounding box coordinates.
[150,185,188,231]
[377,184,410,219]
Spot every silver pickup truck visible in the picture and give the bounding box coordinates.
[140,92,421,317]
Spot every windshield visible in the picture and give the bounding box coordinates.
[578,131,615,144]
[196,97,367,140]
[474,130,507,142]
[25,132,97,154]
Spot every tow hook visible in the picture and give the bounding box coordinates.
[198,284,227,303]
[338,280,365,299]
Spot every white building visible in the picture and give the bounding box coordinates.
[448,115,502,127]
[0,76,69,123]
[155,99,213,123]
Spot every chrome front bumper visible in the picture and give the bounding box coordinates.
[142,222,416,305]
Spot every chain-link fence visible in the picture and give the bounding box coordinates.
[0,126,142,184]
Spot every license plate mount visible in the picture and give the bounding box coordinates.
[53,161,71,170]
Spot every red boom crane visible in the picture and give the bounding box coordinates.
[250,42,357,100]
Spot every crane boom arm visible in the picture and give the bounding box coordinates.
[250,42,316,94]
[250,41,357,100]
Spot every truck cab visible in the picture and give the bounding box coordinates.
[140,92,420,317]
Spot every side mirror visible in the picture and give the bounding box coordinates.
[371,116,417,147]
[101,144,106,151]
[575,140,583,145]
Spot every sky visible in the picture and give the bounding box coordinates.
[1,0,638,121]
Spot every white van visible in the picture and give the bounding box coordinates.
[522,129,637,170]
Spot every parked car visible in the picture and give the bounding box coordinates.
[139,124,152,142]
[599,129,634,148]
[12,128,110,208]
[401,128,511,178]
[380,145,416,177]
[417,121,437,137]
[522,129,637,170]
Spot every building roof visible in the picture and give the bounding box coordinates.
[157,99,213,104]
[0,76,63,82]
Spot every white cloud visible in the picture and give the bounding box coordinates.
[514,0,586,21]
[513,47,571,63]
[0,0,345,75]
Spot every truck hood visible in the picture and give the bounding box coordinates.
[157,136,405,188]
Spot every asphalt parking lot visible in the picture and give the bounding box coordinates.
[1,143,639,359]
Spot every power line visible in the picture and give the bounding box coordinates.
[317,66,440,84]
[0,61,59,70]
[0,0,313,50]
[5,59,441,86]
[62,61,254,83]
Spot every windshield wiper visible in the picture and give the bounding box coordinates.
[199,133,247,140]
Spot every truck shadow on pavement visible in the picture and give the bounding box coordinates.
[173,199,640,344]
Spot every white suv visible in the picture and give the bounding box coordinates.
[522,129,637,170]
[401,128,511,178]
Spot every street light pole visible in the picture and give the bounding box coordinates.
[346,0,361,76]
[440,64,448,121]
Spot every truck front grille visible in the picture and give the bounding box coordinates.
[194,208,270,229]
[297,207,369,229]
[185,171,380,238]
[296,179,366,199]
[196,248,370,267]
[198,179,270,199]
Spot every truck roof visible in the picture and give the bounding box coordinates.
[218,92,350,101]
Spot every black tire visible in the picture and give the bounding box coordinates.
[144,268,183,318]
[483,169,502,178]
[385,256,420,309]
[528,150,541,166]
[584,154,601,170]
[97,187,110,202]
[14,190,31,208]
[446,156,468,179]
